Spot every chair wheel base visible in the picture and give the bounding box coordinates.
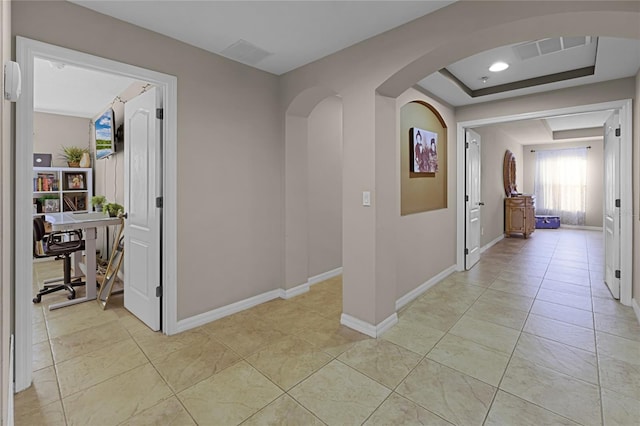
[33,296,41,304]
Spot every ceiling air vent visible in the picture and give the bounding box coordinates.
[221,39,272,66]
[513,36,594,61]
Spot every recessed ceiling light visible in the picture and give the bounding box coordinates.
[489,61,509,72]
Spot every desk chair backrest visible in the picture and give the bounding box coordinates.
[33,216,83,258]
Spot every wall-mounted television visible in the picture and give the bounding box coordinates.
[95,108,115,160]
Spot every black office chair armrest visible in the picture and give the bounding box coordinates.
[46,229,84,252]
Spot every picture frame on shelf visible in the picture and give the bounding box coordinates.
[43,199,60,213]
[66,173,85,190]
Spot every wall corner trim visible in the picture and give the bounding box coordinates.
[340,312,398,338]
[308,267,342,286]
[632,298,640,325]
[395,264,457,311]
[280,281,310,299]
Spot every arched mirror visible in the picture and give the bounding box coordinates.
[503,150,518,196]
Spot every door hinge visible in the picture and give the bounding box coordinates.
[464,248,469,255]
[615,127,621,137]
[615,270,621,279]
[465,195,469,202]
[156,108,164,120]
[156,286,162,297]
[615,199,621,208]
[156,196,163,208]
[465,142,469,149]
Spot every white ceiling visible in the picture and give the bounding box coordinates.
[39,1,639,141]
[69,0,455,75]
[34,58,137,118]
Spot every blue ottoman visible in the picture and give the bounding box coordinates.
[535,215,560,229]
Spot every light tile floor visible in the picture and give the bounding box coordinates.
[16,229,640,425]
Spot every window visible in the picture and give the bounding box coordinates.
[534,147,587,225]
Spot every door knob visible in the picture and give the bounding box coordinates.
[478,202,485,206]
[120,212,128,219]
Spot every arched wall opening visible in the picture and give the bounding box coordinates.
[284,87,342,293]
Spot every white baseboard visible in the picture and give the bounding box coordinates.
[480,234,504,254]
[395,265,457,311]
[175,267,340,333]
[632,298,640,325]
[308,267,342,286]
[176,289,282,333]
[559,225,603,231]
[340,312,398,338]
[280,281,309,299]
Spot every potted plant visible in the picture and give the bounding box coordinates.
[60,146,89,167]
[91,195,107,212]
[103,202,124,218]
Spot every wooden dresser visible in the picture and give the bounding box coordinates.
[505,195,535,238]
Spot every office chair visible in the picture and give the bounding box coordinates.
[32,216,86,303]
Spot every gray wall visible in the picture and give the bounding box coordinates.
[307,96,343,278]
[33,112,90,167]
[473,126,524,247]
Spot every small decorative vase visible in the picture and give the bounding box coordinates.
[79,152,91,168]
[67,161,80,168]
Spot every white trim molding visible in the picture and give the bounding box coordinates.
[396,265,457,311]
[176,289,282,333]
[340,312,398,338]
[632,298,640,325]
[308,267,342,286]
[480,234,504,254]
[560,225,603,232]
[280,281,310,299]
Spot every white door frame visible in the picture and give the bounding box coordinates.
[15,37,178,392]
[456,99,633,305]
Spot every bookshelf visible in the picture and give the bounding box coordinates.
[33,167,93,214]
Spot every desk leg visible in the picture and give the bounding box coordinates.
[49,227,98,310]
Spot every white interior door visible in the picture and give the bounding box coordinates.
[124,87,162,330]
[603,112,620,299]
[465,129,482,269]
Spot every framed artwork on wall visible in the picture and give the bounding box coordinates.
[409,127,439,173]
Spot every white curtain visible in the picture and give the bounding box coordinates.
[534,147,587,225]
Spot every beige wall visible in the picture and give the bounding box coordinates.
[473,126,524,246]
[307,96,342,277]
[395,88,456,301]
[33,112,90,167]
[522,139,604,228]
[13,1,283,320]
[400,101,448,214]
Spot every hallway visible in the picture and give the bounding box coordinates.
[16,229,640,425]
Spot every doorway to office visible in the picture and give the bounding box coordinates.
[14,37,178,392]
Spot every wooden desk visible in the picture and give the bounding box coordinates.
[44,212,122,310]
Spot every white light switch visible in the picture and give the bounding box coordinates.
[362,191,371,207]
